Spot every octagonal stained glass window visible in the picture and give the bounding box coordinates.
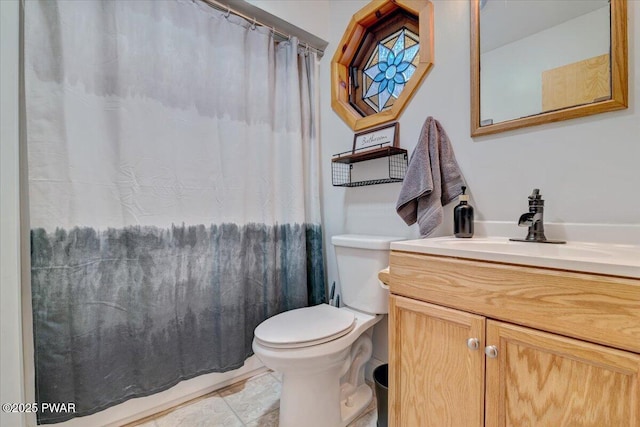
[332,0,433,131]
[362,28,420,113]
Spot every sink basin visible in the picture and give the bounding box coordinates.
[391,237,640,278]
[437,239,614,259]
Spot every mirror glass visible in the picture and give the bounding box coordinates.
[478,0,612,126]
[471,0,627,136]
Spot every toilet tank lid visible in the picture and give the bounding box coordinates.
[331,234,405,250]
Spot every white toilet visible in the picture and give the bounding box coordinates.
[252,234,403,427]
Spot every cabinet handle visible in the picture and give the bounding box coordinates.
[466,338,480,350]
[485,345,499,358]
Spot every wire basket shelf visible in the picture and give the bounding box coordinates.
[331,145,408,187]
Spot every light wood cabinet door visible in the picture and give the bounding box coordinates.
[485,320,640,427]
[389,295,485,427]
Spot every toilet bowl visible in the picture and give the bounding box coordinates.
[252,235,404,427]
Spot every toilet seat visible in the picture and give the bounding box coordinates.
[254,304,356,349]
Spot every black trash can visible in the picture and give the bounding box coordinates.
[373,363,388,427]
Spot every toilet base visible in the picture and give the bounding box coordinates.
[278,365,343,427]
[340,383,373,426]
[278,371,373,427]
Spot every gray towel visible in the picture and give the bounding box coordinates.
[396,117,464,237]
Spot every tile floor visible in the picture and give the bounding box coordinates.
[131,371,378,427]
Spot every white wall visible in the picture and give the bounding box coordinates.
[320,0,639,364]
[481,6,610,123]
[1,1,28,427]
[245,0,330,42]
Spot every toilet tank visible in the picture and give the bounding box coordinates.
[331,235,405,314]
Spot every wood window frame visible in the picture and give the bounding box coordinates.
[331,0,434,131]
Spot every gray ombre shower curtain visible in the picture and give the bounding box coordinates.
[25,0,325,423]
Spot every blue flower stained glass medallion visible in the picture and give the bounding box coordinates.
[362,28,420,113]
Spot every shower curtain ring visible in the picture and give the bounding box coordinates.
[224,6,231,18]
[251,17,257,30]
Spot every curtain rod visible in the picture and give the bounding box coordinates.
[199,0,325,56]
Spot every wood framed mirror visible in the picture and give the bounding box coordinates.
[471,0,628,137]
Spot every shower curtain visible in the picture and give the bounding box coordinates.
[24,0,325,423]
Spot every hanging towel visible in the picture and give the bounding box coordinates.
[396,117,464,237]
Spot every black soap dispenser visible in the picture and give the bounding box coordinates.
[454,186,474,238]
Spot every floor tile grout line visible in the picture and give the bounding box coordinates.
[220,396,247,426]
[269,371,282,383]
[220,371,280,427]
[216,392,247,427]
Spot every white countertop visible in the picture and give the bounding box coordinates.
[391,237,640,279]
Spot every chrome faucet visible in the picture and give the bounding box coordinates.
[510,189,565,244]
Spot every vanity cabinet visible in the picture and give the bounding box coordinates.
[387,252,640,427]
[390,296,485,426]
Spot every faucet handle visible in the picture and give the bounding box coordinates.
[529,188,541,200]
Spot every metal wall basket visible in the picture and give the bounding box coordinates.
[331,145,408,187]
